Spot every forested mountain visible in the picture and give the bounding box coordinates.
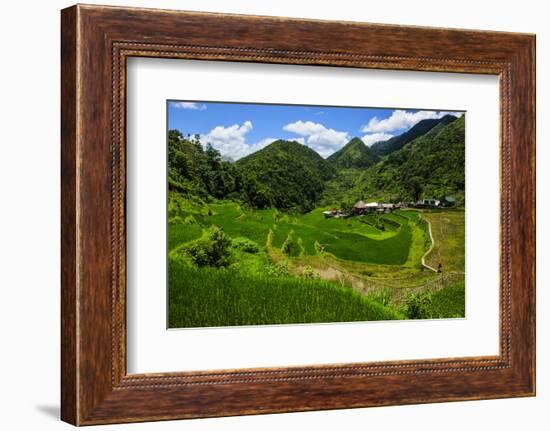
[327,137,380,168]
[168,132,335,211]
[168,114,465,213]
[236,140,335,211]
[350,115,465,204]
[370,114,458,156]
[168,130,240,199]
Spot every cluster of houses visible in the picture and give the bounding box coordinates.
[414,196,456,209]
[322,196,456,218]
[323,201,399,218]
[352,201,401,215]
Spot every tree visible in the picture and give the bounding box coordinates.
[167,130,242,199]
[281,231,296,256]
[407,176,423,201]
[183,226,232,267]
[168,129,183,141]
[242,174,273,208]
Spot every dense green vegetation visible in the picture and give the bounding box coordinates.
[403,281,465,319]
[168,131,338,211]
[236,140,335,211]
[168,199,421,265]
[166,196,463,327]
[168,222,203,251]
[166,113,466,327]
[322,116,465,205]
[370,114,457,156]
[169,115,465,212]
[365,115,465,202]
[168,261,403,328]
[427,281,466,318]
[168,130,241,199]
[327,137,380,168]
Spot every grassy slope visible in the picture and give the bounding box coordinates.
[424,281,465,318]
[169,200,431,275]
[168,260,403,328]
[422,209,465,272]
[166,196,465,327]
[173,201,418,265]
[415,209,465,318]
[394,210,430,269]
[166,196,417,327]
[270,219,410,264]
[168,223,203,251]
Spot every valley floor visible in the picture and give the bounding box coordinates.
[167,193,465,327]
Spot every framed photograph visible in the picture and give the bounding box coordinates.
[164,101,466,330]
[61,4,535,425]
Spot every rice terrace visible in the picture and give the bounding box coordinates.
[167,101,466,328]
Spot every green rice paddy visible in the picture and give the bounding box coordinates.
[168,262,403,328]
[167,195,465,327]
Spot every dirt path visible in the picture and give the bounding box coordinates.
[269,210,459,304]
[420,214,438,272]
[313,265,368,291]
[296,257,463,305]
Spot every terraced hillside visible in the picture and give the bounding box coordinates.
[167,194,465,327]
[166,111,466,327]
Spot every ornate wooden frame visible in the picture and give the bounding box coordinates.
[61,4,536,425]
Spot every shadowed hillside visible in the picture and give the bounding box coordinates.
[235,139,336,211]
[370,114,458,156]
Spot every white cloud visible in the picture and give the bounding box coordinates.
[171,101,207,110]
[361,110,458,133]
[201,121,277,160]
[283,120,349,158]
[361,132,394,146]
[201,121,252,160]
[284,120,329,136]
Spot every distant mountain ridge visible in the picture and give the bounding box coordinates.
[352,115,465,203]
[168,114,465,213]
[327,137,380,169]
[369,114,458,156]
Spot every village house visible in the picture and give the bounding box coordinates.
[414,196,457,209]
[415,198,439,208]
[380,203,396,213]
[353,200,368,215]
[323,208,345,218]
[325,199,402,219]
[353,200,395,215]
[366,202,380,213]
[348,196,458,215]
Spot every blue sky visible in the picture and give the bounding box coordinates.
[168,101,462,160]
